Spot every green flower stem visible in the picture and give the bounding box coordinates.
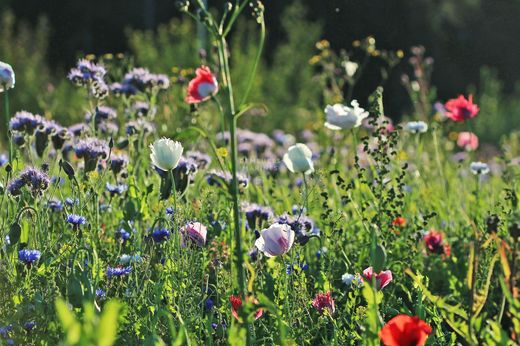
[239,13,265,106]
[217,28,250,344]
[303,173,309,212]
[171,169,177,213]
[4,88,13,162]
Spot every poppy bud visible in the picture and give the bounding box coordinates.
[485,214,500,234]
[509,222,520,239]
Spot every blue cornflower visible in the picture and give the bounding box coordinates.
[47,198,64,212]
[0,324,13,337]
[105,183,127,196]
[67,214,87,226]
[23,321,36,331]
[119,254,142,265]
[166,207,174,215]
[151,229,170,243]
[205,299,214,311]
[65,197,79,207]
[99,204,112,213]
[116,229,130,241]
[18,249,41,265]
[96,288,106,300]
[106,266,132,278]
[0,153,8,166]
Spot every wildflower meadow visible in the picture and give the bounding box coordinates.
[0,1,519,345]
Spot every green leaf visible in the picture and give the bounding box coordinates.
[97,300,122,346]
[55,299,81,345]
[8,222,21,245]
[373,244,386,273]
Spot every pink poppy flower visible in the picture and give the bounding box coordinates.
[180,222,207,247]
[362,266,393,290]
[444,95,479,122]
[186,66,218,104]
[457,132,479,151]
[255,223,295,257]
[311,291,335,315]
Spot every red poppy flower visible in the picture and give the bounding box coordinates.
[362,267,393,290]
[186,66,218,104]
[379,314,432,346]
[444,95,479,122]
[423,229,450,257]
[229,295,263,322]
[311,291,335,315]
[392,217,406,227]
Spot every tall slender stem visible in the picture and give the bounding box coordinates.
[4,88,12,162]
[218,33,250,344]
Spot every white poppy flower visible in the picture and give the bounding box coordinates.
[283,143,314,175]
[405,121,428,134]
[255,223,295,257]
[324,100,369,130]
[470,162,490,175]
[0,62,15,92]
[342,61,358,77]
[150,138,183,171]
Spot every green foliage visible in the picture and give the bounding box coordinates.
[55,299,123,346]
[473,67,520,143]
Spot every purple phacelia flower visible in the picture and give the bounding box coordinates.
[85,106,117,124]
[7,167,50,196]
[75,137,109,159]
[68,59,106,86]
[186,150,211,169]
[130,101,156,118]
[74,137,109,172]
[9,111,45,134]
[206,170,249,190]
[110,82,137,96]
[68,123,90,137]
[125,119,155,135]
[243,203,273,230]
[110,153,128,174]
